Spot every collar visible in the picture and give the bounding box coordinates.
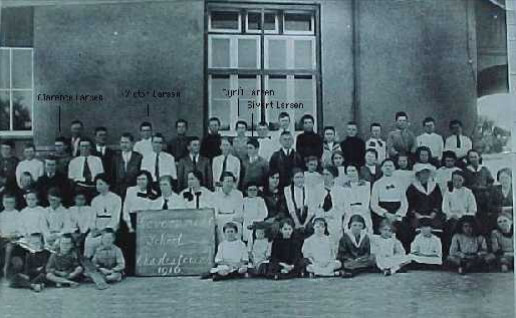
[412,180,437,195]
[466,164,484,173]
[345,230,366,248]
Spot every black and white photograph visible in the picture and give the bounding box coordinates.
[0,0,515,317]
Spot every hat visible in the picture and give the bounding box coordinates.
[413,163,436,175]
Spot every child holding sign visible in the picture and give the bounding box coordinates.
[211,222,248,281]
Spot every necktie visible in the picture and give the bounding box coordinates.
[155,154,160,180]
[83,157,92,183]
[192,155,197,170]
[456,135,461,148]
[162,198,168,210]
[221,155,228,181]
[322,188,333,212]
[123,153,129,172]
[195,192,201,209]
[377,140,383,147]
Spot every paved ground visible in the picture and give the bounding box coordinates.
[0,271,513,318]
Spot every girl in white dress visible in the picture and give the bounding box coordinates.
[342,164,373,233]
[372,219,410,275]
[302,217,341,277]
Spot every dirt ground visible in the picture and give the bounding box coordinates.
[0,271,513,318]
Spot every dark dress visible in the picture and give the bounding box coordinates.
[296,131,323,160]
[464,166,494,233]
[267,237,303,279]
[487,185,513,232]
[406,182,445,230]
[341,137,366,167]
[10,249,51,288]
[263,189,288,239]
[200,133,222,160]
[337,232,375,273]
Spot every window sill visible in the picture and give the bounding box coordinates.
[0,131,33,138]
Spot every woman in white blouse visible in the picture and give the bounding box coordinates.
[284,168,316,238]
[84,173,122,258]
[342,164,373,233]
[180,170,214,209]
[123,170,158,233]
[371,159,410,249]
[121,170,158,275]
[212,171,243,242]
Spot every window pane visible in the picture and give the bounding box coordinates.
[284,13,312,32]
[264,13,276,31]
[12,49,32,89]
[211,38,230,68]
[237,75,259,126]
[0,91,10,130]
[267,39,286,69]
[0,50,9,89]
[266,76,287,129]
[247,12,261,31]
[211,11,239,30]
[294,40,313,69]
[293,76,315,130]
[211,76,231,130]
[12,90,32,131]
[238,38,258,68]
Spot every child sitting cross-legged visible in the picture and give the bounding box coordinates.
[372,219,411,276]
[301,217,341,277]
[247,222,271,277]
[267,218,303,280]
[9,233,50,292]
[446,216,495,275]
[408,218,443,270]
[89,228,125,283]
[337,214,376,278]
[491,213,514,273]
[210,222,248,281]
[45,233,83,288]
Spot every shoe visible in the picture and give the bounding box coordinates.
[383,269,391,276]
[308,273,315,279]
[244,273,250,278]
[341,271,354,278]
[273,274,280,280]
[458,267,465,275]
[501,264,509,273]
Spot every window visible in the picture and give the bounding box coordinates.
[0,47,33,136]
[207,4,319,134]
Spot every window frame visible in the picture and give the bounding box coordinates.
[0,46,34,137]
[205,3,321,136]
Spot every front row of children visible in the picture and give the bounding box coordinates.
[4,228,125,292]
[209,212,513,280]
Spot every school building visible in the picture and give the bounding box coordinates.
[0,0,510,150]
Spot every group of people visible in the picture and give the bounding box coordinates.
[0,110,512,289]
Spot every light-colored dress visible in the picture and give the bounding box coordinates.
[372,234,410,273]
[302,234,341,276]
[409,233,442,265]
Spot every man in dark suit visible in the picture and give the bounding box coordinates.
[111,133,142,197]
[269,131,304,188]
[0,140,19,189]
[167,119,191,160]
[36,156,72,207]
[200,117,222,161]
[92,126,116,177]
[177,136,212,191]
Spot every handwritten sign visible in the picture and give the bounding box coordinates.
[135,209,215,276]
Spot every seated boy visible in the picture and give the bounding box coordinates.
[210,222,248,281]
[0,193,23,277]
[44,188,73,248]
[9,233,51,292]
[90,228,125,283]
[45,233,83,287]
